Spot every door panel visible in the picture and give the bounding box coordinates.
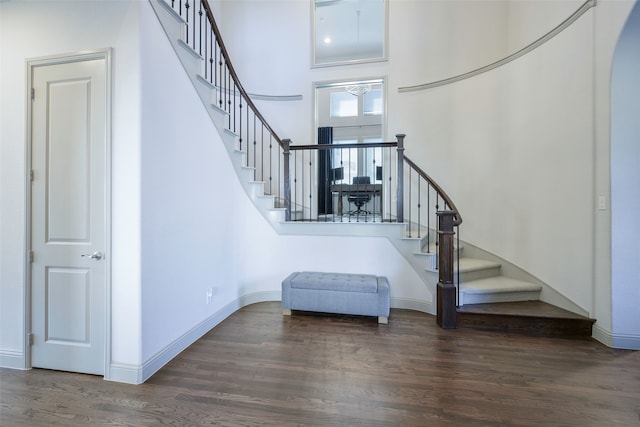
[47,79,91,243]
[46,267,91,344]
[30,55,107,375]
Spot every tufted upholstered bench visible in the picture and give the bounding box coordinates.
[281,271,390,324]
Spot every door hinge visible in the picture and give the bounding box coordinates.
[31,88,35,100]
[30,170,34,182]
[28,251,34,263]
[28,333,34,346]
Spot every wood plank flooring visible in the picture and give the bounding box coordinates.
[2,302,639,426]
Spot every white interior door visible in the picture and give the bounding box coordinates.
[30,54,108,375]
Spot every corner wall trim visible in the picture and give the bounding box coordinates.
[398,0,596,93]
[391,297,433,314]
[107,363,143,384]
[106,291,281,384]
[592,324,640,350]
[0,350,27,370]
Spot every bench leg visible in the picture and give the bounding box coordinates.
[283,309,292,316]
[378,316,388,324]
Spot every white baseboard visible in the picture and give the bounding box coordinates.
[391,297,434,315]
[0,349,27,370]
[592,324,640,350]
[239,290,281,306]
[106,291,282,384]
[107,363,143,384]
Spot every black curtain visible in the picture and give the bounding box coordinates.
[317,127,333,215]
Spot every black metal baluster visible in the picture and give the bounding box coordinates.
[294,152,298,220]
[252,111,264,182]
[192,0,196,50]
[227,72,231,128]
[339,148,344,222]
[408,169,412,237]
[269,133,273,194]
[220,63,224,110]
[203,17,208,80]
[185,1,190,44]
[348,147,352,222]
[224,67,229,123]
[388,158,392,223]
[238,93,243,153]
[417,176,422,238]
[372,156,377,223]
[309,155,313,221]
[427,185,431,253]
[435,195,440,268]
[209,30,214,83]
[260,125,264,187]
[247,104,251,171]
[198,1,203,56]
[215,44,219,89]
[456,225,460,306]
[232,83,236,133]
[224,67,228,114]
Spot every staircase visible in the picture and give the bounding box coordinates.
[422,240,594,336]
[148,0,594,337]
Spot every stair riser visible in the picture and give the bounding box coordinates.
[459,290,541,306]
[176,40,204,75]
[459,266,501,282]
[457,313,594,337]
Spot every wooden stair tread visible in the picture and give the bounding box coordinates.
[457,300,592,320]
[457,301,595,338]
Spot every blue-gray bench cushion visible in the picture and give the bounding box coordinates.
[286,271,379,293]
[282,271,390,321]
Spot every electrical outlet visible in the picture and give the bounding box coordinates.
[598,196,607,210]
[206,288,213,304]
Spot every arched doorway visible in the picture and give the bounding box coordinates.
[611,0,640,341]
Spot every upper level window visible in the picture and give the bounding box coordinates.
[312,0,388,67]
[315,79,385,176]
[363,88,383,116]
[330,92,358,117]
[327,82,383,119]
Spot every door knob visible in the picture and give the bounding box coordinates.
[81,251,103,260]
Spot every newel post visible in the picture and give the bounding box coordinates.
[396,134,405,223]
[282,138,291,221]
[436,210,457,329]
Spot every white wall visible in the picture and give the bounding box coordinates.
[215,0,640,347]
[611,0,640,344]
[217,0,510,144]
[216,0,591,305]
[459,3,595,311]
[0,0,144,370]
[0,0,427,379]
[138,0,425,367]
[2,0,637,377]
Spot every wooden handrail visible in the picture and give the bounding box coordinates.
[199,0,285,149]
[403,155,463,226]
[167,0,462,233]
[289,141,398,151]
[161,0,461,328]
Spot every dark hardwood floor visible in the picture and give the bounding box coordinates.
[2,302,639,426]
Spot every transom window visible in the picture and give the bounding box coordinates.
[315,78,385,183]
